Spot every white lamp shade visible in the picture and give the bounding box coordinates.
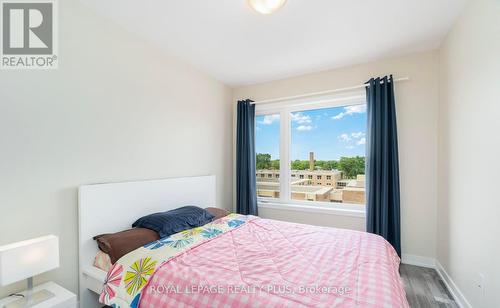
[0,235,59,286]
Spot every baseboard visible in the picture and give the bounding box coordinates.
[401,254,436,268]
[435,261,472,308]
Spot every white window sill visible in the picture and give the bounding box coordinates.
[258,201,366,218]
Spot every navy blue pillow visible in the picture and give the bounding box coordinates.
[132,206,215,238]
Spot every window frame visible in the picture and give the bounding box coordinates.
[255,91,367,214]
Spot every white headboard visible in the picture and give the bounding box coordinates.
[78,175,216,307]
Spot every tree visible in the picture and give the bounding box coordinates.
[316,160,339,170]
[338,156,365,178]
[270,159,280,170]
[291,160,309,170]
[256,153,271,170]
[260,153,365,176]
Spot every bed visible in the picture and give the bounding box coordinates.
[78,175,408,308]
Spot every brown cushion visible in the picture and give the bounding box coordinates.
[93,228,159,263]
[205,207,230,220]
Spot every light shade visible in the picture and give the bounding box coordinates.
[0,235,59,286]
[247,0,287,15]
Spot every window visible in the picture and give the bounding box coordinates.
[255,114,280,199]
[255,94,366,211]
[290,105,366,205]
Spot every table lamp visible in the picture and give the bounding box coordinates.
[0,235,59,308]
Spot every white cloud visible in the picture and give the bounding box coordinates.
[332,104,367,120]
[291,112,312,124]
[351,131,365,139]
[260,114,280,125]
[291,112,313,132]
[296,125,313,131]
[339,131,366,148]
[338,133,351,142]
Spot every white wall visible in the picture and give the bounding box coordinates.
[233,51,440,259]
[438,0,500,307]
[0,0,232,298]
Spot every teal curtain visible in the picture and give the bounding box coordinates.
[236,100,258,215]
[366,75,401,257]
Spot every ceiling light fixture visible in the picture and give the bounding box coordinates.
[247,0,287,15]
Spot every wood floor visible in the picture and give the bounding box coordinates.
[400,264,458,308]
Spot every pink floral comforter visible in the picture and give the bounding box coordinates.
[139,217,408,307]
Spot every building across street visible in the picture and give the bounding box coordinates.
[256,152,365,204]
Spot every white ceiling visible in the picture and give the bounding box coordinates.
[80,0,467,86]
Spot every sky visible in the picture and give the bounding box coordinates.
[256,104,367,161]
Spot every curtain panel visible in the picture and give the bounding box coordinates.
[236,99,258,215]
[365,75,401,257]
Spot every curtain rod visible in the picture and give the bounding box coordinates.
[251,77,410,105]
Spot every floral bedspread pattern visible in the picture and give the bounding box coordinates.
[99,213,253,308]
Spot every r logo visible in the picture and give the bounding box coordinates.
[2,2,53,55]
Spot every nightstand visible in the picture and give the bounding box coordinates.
[0,282,76,308]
